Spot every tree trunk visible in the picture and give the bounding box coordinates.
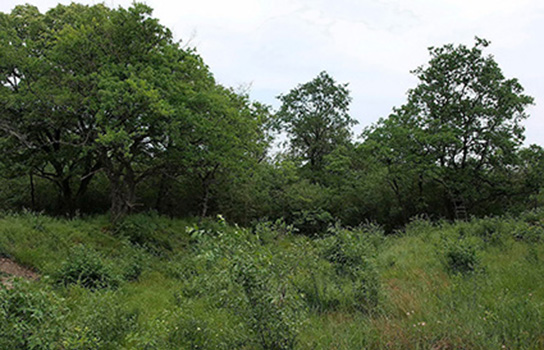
[108,168,137,223]
[200,182,210,218]
[75,161,102,201]
[199,166,219,218]
[59,178,76,217]
[29,172,36,211]
[155,173,167,213]
[110,180,128,223]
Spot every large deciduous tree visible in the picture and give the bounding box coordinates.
[364,38,534,219]
[86,3,213,220]
[0,3,263,220]
[277,71,356,175]
[0,4,105,215]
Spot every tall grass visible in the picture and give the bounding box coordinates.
[0,210,542,349]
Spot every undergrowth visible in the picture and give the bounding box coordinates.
[0,210,542,349]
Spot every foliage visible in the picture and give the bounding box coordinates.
[56,245,119,290]
[1,2,541,228]
[234,255,303,350]
[318,225,381,312]
[114,214,173,255]
[0,213,542,348]
[444,238,481,274]
[363,38,535,222]
[61,288,137,350]
[292,209,334,237]
[0,3,268,220]
[0,281,64,349]
[167,304,248,350]
[277,71,356,174]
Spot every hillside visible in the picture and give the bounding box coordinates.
[1,211,543,349]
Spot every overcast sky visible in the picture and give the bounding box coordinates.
[2,0,543,146]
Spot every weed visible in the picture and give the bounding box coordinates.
[0,280,64,349]
[444,238,481,274]
[56,245,119,290]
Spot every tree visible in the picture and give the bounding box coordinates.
[179,86,272,218]
[0,3,228,220]
[518,145,544,210]
[88,3,215,220]
[277,71,356,175]
[364,38,534,219]
[0,4,105,215]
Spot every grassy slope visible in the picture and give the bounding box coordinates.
[0,212,543,349]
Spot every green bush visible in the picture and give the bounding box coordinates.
[56,245,119,290]
[466,218,506,245]
[321,225,381,274]
[519,208,544,226]
[291,226,381,314]
[233,255,304,350]
[114,214,173,255]
[293,262,380,314]
[252,218,298,242]
[167,304,249,350]
[444,239,481,274]
[119,247,147,282]
[292,209,334,236]
[61,289,138,349]
[0,280,64,349]
[512,223,544,242]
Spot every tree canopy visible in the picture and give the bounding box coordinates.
[277,71,356,174]
[0,3,541,228]
[364,38,534,219]
[0,3,267,220]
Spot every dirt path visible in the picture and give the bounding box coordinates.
[0,257,40,289]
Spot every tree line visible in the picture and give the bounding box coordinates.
[1,3,542,230]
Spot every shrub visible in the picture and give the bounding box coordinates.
[167,304,249,350]
[0,280,64,349]
[293,261,380,314]
[56,245,119,290]
[519,208,544,226]
[512,223,544,243]
[293,226,381,313]
[467,218,505,245]
[114,214,172,255]
[292,209,334,236]
[404,215,435,237]
[444,239,481,274]
[119,247,147,282]
[320,224,381,276]
[252,218,298,242]
[233,255,304,350]
[61,289,138,349]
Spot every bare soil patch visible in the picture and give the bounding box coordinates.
[0,257,39,289]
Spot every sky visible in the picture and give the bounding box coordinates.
[1,0,543,146]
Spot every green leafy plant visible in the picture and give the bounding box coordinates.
[233,255,303,350]
[56,245,119,290]
[114,214,173,255]
[444,239,481,274]
[0,281,64,349]
[61,289,137,350]
[292,209,334,236]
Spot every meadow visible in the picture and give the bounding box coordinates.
[1,210,543,349]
